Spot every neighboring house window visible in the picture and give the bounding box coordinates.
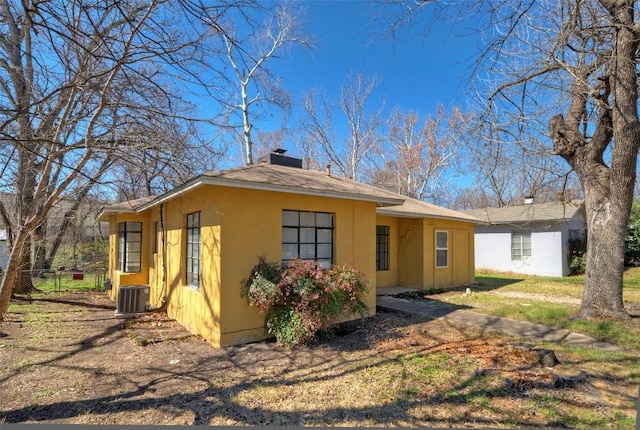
[282,210,333,268]
[512,232,532,261]
[186,212,201,288]
[569,229,584,242]
[376,225,390,271]
[436,230,449,268]
[118,222,142,272]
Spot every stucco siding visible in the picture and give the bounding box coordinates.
[107,212,151,301]
[125,185,380,347]
[397,218,424,288]
[214,187,378,346]
[394,218,475,289]
[375,215,399,287]
[104,173,479,348]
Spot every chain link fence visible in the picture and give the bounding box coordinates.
[18,268,108,292]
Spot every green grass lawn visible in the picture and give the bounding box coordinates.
[437,268,640,351]
[29,271,107,293]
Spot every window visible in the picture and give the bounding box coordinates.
[569,229,584,242]
[153,222,159,254]
[436,230,448,268]
[186,212,201,288]
[512,232,532,261]
[376,225,390,271]
[118,222,142,272]
[282,210,333,268]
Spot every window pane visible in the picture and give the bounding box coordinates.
[436,231,448,249]
[282,210,333,267]
[316,213,332,227]
[300,212,316,227]
[317,229,332,243]
[300,228,315,243]
[282,227,298,243]
[317,244,332,259]
[118,222,142,273]
[317,259,332,269]
[193,259,200,274]
[127,241,141,253]
[436,250,448,267]
[282,210,299,226]
[125,222,141,232]
[126,262,141,272]
[186,212,201,288]
[282,244,298,260]
[300,244,315,259]
[511,232,531,261]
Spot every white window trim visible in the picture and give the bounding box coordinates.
[435,230,449,268]
[511,232,532,262]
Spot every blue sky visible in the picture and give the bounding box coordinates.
[271,1,479,118]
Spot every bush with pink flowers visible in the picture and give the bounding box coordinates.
[241,257,370,346]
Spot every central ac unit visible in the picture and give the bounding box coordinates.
[115,285,150,318]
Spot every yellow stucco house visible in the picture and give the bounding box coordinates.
[98,155,483,347]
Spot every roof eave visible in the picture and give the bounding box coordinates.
[135,175,405,212]
[96,208,135,222]
[482,217,574,226]
[377,208,487,224]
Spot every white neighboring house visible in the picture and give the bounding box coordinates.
[0,229,7,271]
[465,200,586,277]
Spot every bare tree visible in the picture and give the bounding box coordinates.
[460,122,577,208]
[110,117,226,201]
[386,0,638,319]
[0,0,238,318]
[219,1,311,165]
[370,105,468,204]
[302,72,385,180]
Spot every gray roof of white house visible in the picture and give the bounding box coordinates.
[464,200,585,226]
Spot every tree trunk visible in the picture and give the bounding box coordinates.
[32,221,49,274]
[548,1,639,321]
[580,198,629,319]
[13,238,34,295]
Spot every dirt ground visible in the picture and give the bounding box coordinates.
[0,291,638,427]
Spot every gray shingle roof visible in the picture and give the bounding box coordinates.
[204,163,406,204]
[98,164,483,224]
[464,200,585,225]
[96,195,156,221]
[377,195,485,223]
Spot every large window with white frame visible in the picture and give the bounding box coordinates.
[282,210,333,268]
[436,230,449,268]
[186,212,201,288]
[118,222,142,272]
[511,232,532,261]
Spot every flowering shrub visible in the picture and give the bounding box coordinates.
[242,257,371,346]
